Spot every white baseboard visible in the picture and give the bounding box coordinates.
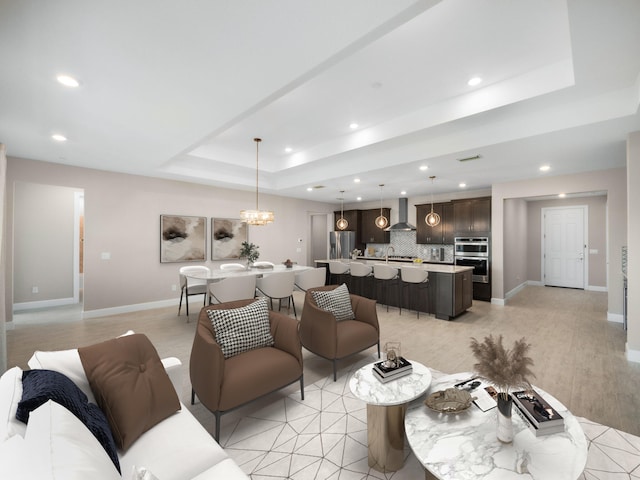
[13,297,75,311]
[607,312,624,324]
[587,285,607,292]
[505,282,528,301]
[491,298,505,306]
[83,298,178,319]
[527,280,544,286]
[626,344,640,363]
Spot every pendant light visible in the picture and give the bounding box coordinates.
[336,191,348,230]
[425,176,441,227]
[375,184,389,229]
[240,138,274,225]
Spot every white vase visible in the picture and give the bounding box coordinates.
[496,393,514,443]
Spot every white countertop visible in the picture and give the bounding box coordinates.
[315,259,473,274]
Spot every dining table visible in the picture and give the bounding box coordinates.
[184,263,312,284]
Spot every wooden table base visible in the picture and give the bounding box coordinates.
[367,403,407,472]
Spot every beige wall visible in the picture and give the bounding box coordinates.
[525,196,607,287]
[13,182,79,305]
[5,157,333,317]
[503,198,528,295]
[0,145,7,373]
[627,131,640,360]
[492,168,627,321]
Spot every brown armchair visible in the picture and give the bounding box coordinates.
[190,299,304,441]
[300,285,380,381]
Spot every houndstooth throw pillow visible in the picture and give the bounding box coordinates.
[208,298,275,358]
[312,284,355,321]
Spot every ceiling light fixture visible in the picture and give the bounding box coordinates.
[459,183,467,188]
[240,138,274,226]
[336,191,348,230]
[425,176,441,227]
[419,165,429,171]
[375,184,389,229]
[56,75,79,87]
[540,165,551,171]
[51,134,67,142]
[468,76,482,86]
[349,123,358,129]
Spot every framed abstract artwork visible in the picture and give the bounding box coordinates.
[211,218,247,259]
[160,215,206,263]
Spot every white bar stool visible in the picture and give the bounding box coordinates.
[373,264,399,312]
[400,266,429,318]
[328,260,350,285]
[349,262,372,297]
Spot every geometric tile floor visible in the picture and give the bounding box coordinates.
[219,359,640,479]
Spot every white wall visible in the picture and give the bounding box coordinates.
[0,145,7,373]
[626,131,640,361]
[5,157,334,318]
[503,198,528,296]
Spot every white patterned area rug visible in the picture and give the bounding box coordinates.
[219,360,640,480]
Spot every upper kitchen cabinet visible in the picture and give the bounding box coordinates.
[416,202,454,244]
[453,197,491,236]
[361,208,391,244]
[333,209,361,233]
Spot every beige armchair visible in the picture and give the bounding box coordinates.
[299,285,380,381]
[190,299,304,440]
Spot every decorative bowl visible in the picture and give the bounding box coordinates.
[425,387,473,413]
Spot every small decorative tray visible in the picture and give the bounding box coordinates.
[425,388,473,413]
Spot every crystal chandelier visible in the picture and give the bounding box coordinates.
[375,184,389,229]
[425,176,441,227]
[336,191,348,230]
[240,138,274,226]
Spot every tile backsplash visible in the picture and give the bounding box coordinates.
[366,231,454,263]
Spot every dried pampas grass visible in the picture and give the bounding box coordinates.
[469,334,535,394]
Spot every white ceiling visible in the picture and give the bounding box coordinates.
[1,0,639,205]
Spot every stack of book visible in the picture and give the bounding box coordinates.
[372,357,413,383]
[511,389,565,437]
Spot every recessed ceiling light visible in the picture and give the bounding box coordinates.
[354,178,360,183]
[459,183,467,188]
[51,134,67,142]
[349,123,358,129]
[540,165,551,171]
[306,187,313,192]
[400,191,407,195]
[558,193,566,198]
[357,197,362,201]
[468,76,482,86]
[419,165,429,171]
[285,147,293,153]
[56,75,79,88]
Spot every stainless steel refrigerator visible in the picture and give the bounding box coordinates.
[329,231,356,259]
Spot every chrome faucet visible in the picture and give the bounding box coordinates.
[385,246,395,263]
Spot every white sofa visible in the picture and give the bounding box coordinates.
[0,344,249,480]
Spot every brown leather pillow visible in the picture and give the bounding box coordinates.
[78,333,180,451]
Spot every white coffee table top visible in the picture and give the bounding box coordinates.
[405,372,588,480]
[349,360,432,406]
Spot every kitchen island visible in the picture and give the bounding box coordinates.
[315,259,473,320]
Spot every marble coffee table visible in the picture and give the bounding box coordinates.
[405,372,588,480]
[349,360,432,472]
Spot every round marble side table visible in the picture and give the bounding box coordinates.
[349,360,432,472]
[405,373,588,480]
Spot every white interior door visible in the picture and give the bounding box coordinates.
[543,206,586,289]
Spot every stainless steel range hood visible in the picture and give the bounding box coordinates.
[385,197,416,231]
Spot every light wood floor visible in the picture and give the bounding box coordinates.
[7,285,640,437]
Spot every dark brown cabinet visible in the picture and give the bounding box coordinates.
[416,202,454,244]
[432,269,473,320]
[360,208,391,244]
[333,209,361,233]
[453,197,491,236]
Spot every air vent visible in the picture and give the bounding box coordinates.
[312,185,326,189]
[457,155,481,162]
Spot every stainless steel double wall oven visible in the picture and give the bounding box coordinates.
[454,237,489,284]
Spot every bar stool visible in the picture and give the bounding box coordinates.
[349,262,372,297]
[373,264,399,312]
[328,260,350,285]
[400,266,429,318]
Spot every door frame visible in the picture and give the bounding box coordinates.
[541,205,588,289]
